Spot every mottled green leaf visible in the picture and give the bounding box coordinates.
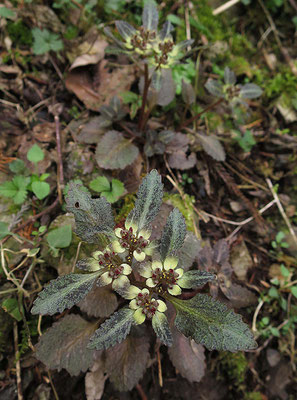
[47,225,72,249]
[35,314,96,375]
[224,67,236,85]
[160,208,186,261]
[178,270,216,289]
[127,169,163,231]
[95,130,139,170]
[152,312,172,346]
[105,327,150,391]
[171,294,257,351]
[115,21,136,40]
[88,308,135,350]
[31,272,101,315]
[142,1,158,31]
[205,79,224,97]
[66,183,114,242]
[239,83,263,99]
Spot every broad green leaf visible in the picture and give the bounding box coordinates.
[1,298,22,321]
[205,79,224,97]
[66,183,114,242]
[27,144,44,163]
[127,169,163,231]
[31,272,101,315]
[178,270,216,289]
[224,67,236,85]
[105,327,150,391]
[168,327,205,383]
[95,130,139,170]
[152,312,173,346]
[0,6,16,19]
[142,1,158,31]
[35,314,96,375]
[239,83,263,99]
[291,286,297,298]
[32,28,63,55]
[159,20,173,40]
[170,294,257,351]
[0,176,30,204]
[111,178,124,198]
[196,133,226,161]
[88,308,135,350]
[89,176,110,193]
[31,181,50,200]
[160,208,186,261]
[9,159,25,174]
[0,222,11,240]
[47,225,72,249]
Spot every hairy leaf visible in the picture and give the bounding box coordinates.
[95,130,139,170]
[196,133,226,161]
[181,79,195,105]
[88,308,135,350]
[142,1,158,31]
[115,21,136,40]
[157,69,176,106]
[239,83,262,99]
[159,20,173,40]
[177,233,201,270]
[171,294,257,351]
[160,208,186,261]
[152,312,173,346]
[66,183,114,242]
[35,315,96,375]
[127,169,163,231]
[224,67,236,85]
[205,79,224,97]
[31,272,101,315]
[168,328,205,382]
[78,285,118,318]
[105,327,150,391]
[178,270,216,289]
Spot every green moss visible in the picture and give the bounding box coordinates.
[6,20,33,46]
[115,194,136,224]
[163,192,198,235]
[216,351,248,388]
[243,392,263,400]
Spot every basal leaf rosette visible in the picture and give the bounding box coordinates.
[112,220,154,262]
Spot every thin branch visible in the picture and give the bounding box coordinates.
[55,115,64,204]
[179,98,223,130]
[213,0,240,15]
[266,178,297,248]
[14,321,23,400]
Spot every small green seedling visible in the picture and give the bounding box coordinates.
[89,176,125,203]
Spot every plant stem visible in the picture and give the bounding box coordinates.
[138,64,151,132]
[179,98,223,130]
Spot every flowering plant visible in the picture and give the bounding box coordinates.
[32,170,256,357]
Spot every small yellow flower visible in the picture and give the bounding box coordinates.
[140,256,184,296]
[127,287,167,325]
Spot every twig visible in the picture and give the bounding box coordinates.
[213,0,240,15]
[252,299,264,332]
[136,384,148,400]
[156,345,163,387]
[55,115,64,204]
[266,178,297,248]
[47,370,59,400]
[72,241,82,272]
[179,98,223,130]
[13,321,23,400]
[258,0,297,76]
[48,54,64,82]
[1,197,59,245]
[184,1,191,51]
